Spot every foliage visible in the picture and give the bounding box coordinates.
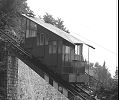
[84,60,94,69]
[43,13,70,33]
[43,13,56,25]
[93,80,118,100]
[113,67,118,80]
[0,0,28,27]
[0,0,33,41]
[83,60,118,99]
[93,62,111,86]
[90,62,118,100]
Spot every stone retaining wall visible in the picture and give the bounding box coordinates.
[0,41,68,100]
[17,59,68,100]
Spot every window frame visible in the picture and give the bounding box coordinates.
[40,33,44,45]
[52,41,57,54]
[25,19,37,38]
[49,40,57,54]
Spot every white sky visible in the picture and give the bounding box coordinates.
[27,0,118,77]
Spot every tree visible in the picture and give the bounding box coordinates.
[0,0,33,28]
[91,61,118,100]
[114,67,118,80]
[85,61,94,69]
[55,18,70,33]
[0,0,26,27]
[94,62,111,85]
[0,0,33,41]
[42,13,70,33]
[43,13,56,25]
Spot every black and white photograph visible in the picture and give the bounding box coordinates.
[0,0,118,100]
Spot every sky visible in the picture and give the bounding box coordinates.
[27,0,118,77]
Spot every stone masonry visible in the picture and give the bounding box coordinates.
[0,41,68,100]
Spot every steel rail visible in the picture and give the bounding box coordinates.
[0,29,96,100]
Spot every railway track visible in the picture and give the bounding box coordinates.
[0,29,96,100]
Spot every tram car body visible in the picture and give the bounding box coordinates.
[19,14,85,82]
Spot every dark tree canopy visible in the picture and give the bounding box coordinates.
[90,62,118,100]
[0,0,33,28]
[43,13,56,25]
[43,13,70,33]
[0,0,34,42]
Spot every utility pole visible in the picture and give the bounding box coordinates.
[85,43,95,86]
[88,46,90,86]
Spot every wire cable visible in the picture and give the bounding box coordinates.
[72,32,117,55]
